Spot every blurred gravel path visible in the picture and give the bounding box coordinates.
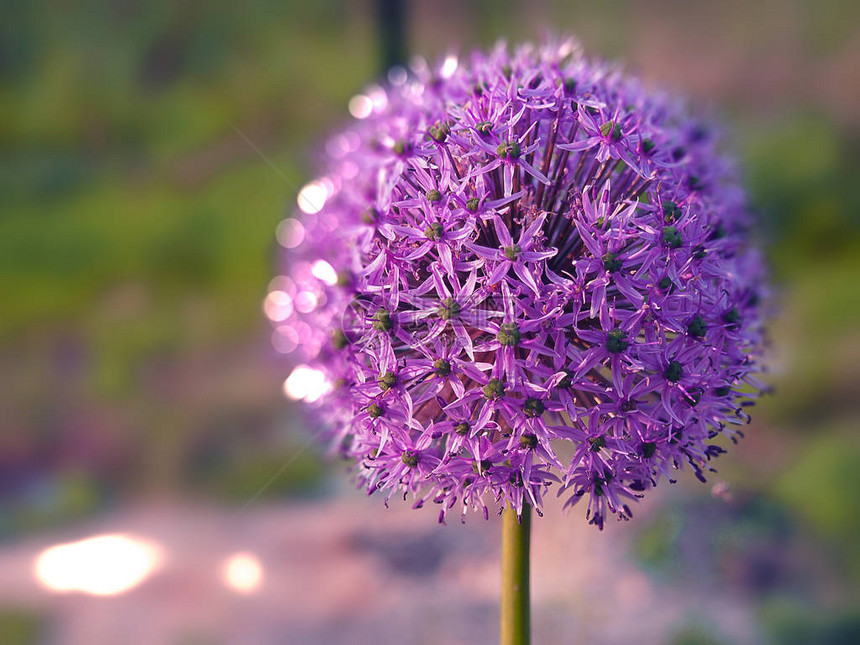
[0,487,759,645]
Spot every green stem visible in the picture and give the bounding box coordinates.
[501,503,531,645]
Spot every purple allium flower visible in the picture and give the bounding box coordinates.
[271,38,767,529]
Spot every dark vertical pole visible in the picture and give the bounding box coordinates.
[377,0,407,74]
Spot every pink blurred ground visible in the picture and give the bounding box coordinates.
[0,482,761,645]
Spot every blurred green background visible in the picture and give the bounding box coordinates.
[1,0,859,643]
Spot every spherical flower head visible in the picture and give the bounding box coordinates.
[271,38,768,529]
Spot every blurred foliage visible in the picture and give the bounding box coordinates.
[746,116,860,276]
[634,496,794,588]
[670,621,727,645]
[0,610,46,645]
[0,0,375,340]
[772,423,860,574]
[760,597,860,645]
[187,429,327,502]
[632,507,682,574]
[0,0,376,513]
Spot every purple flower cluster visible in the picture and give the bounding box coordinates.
[271,39,767,528]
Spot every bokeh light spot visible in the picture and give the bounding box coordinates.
[441,55,458,79]
[284,365,329,402]
[294,290,318,314]
[222,552,263,594]
[276,218,305,249]
[348,94,373,119]
[34,534,162,596]
[263,290,294,322]
[311,259,338,286]
[297,182,328,215]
